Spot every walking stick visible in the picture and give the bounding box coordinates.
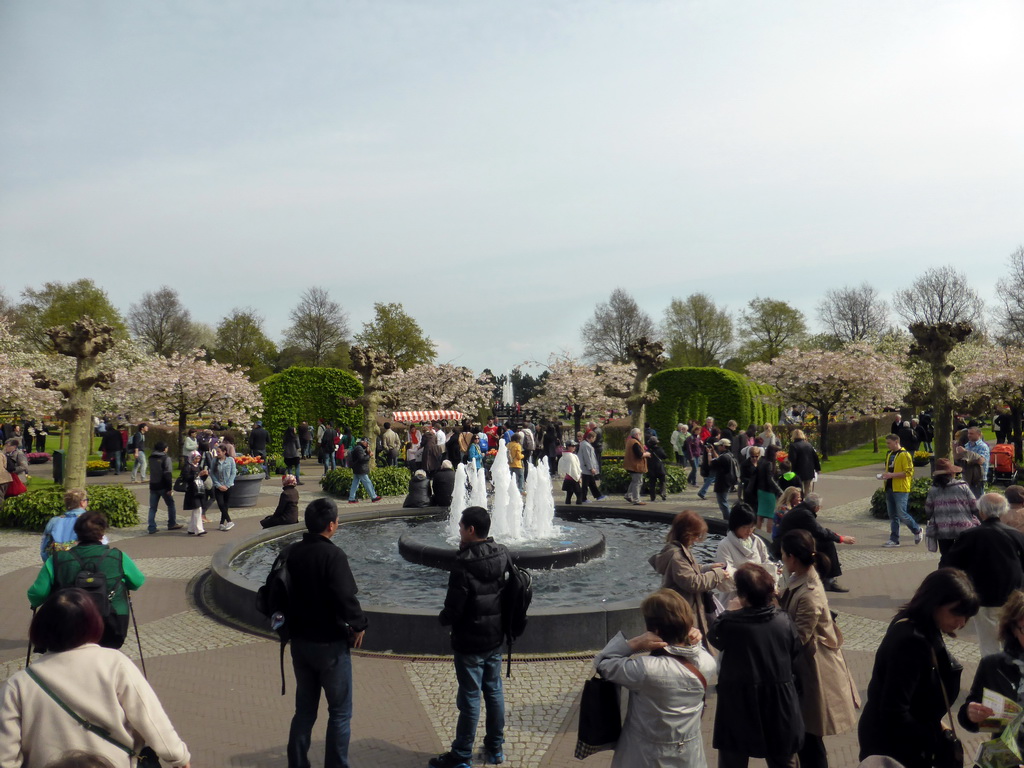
[128,592,147,679]
[25,607,35,667]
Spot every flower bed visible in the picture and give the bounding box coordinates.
[234,455,266,476]
[26,452,51,464]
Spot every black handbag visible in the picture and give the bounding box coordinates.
[574,673,621,759]
[931,646,964,768]
[172,475,189,492]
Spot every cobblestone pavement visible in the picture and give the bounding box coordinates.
[0,467,994,767]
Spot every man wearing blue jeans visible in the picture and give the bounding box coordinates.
[280,498,367,768]
[347,438,382,504]
[431,506,509,768]
[147,442,182,534]
[882,433,921,547]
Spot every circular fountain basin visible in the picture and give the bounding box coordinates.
[209,505,730,655]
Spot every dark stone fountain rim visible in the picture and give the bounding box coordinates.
[209,504,730,655]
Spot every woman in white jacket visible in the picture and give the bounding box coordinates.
[715,503,778,607]
[594,589,716,768]
[0,589,190,768]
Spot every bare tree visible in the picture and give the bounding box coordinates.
[894,266,985,328]
[284,287,350,366]
[662,293,733,367]
[817,283,889,342]
[996,246,1024,343]
[127,286,198,356]
[580,288,656,363]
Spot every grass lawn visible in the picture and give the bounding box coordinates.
[819,441,886,473]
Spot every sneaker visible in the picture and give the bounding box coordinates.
[348,500,358,504]
[596,496,607,502]
[882,540,900,548]
[633,500,647,506]
[696,494,706,500]
[217,523,227,531]
[168,524,184,531]
[371,496,382,503]
[197,531,207,536]
[482,751,505,765]
[914,530,923,545]
[187,531,196,536]
[148,529,158,535]
[222,521,235,531]
[428,753,471,768]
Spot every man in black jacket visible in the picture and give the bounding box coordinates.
[147,442,181,534]
[773,493,856,593]
[347,438,382,504]
[249,420,270,478]
[944,493,1024,656]
[285,498,368,768]
[431,507,510,768]
[786,429,821,496]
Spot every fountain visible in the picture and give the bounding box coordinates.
[398,441,605,570]
[209,441,728,655]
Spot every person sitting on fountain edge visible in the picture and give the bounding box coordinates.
[431,506,511,768]
[404,469,432,508]
[432,460,457,507]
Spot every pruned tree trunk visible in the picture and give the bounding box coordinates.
[349,345,398,472]
[33,318,115,490]
[908,321,973,462]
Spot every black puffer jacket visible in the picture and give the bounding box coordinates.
[439,539,510,653]
[431,468,456,507]
[403,475,432,508]
[350,443,371,475]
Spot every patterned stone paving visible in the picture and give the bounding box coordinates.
[407,658,594,768]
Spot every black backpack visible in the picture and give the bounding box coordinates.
[59,548,121,618]
[501,560,533,677]
[256,544,294,694]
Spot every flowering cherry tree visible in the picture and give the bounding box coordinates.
[748,342,910,459]
[381,363,493,416]
[0,319,59,418]
[961,345,1024,454]
[530,354,627,434]
[120,350,262,456]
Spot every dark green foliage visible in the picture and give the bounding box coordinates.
[320,466,411,499]
[260,367,363,452]
[0,485,139,531]
[647,367,779,459]
[869,478,932,523]
[599,464,689,494]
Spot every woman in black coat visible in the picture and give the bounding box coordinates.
[543,423,561,475]
[261,475,300,528]
[959,589,1024,733]
[431,461,457,507]
[859,568,980,768]
[709,562,803,768]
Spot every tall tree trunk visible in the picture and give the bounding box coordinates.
[1012,405,1023,460]
[932,366,954,461]
[62,366,96,490]
[818,407,832,461]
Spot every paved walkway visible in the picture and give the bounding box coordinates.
[0,463,992,767]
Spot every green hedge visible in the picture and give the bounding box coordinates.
[0,485,140,531]
[600,464,689,495]
[260,367,363,452]
[320,466,411,499]
[647,367,779,461]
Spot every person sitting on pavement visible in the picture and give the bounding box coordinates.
[431,460,456,507]
[772,492,856,593]
[39,489,90,562]
[943,493,1024,657]
[403,469,433,508]
[27,511,145,650]
[261,474,300,528]
[1001,485,1024,534]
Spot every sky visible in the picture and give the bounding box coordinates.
[2,1,1022,375]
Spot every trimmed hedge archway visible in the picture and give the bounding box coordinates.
[647,367,778,458]
[259,367,363,451]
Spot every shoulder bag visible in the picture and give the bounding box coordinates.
[25,666,163,767]
[930,645,964,768]
[574,671,621,759]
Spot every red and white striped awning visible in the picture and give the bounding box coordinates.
[392,410,465,423]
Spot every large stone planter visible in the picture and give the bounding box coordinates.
[231,474,264,507]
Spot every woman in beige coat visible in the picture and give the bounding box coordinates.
[779,530,859,768]
[650,510,731,646]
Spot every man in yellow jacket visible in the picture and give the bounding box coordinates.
[881,433,922,548]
